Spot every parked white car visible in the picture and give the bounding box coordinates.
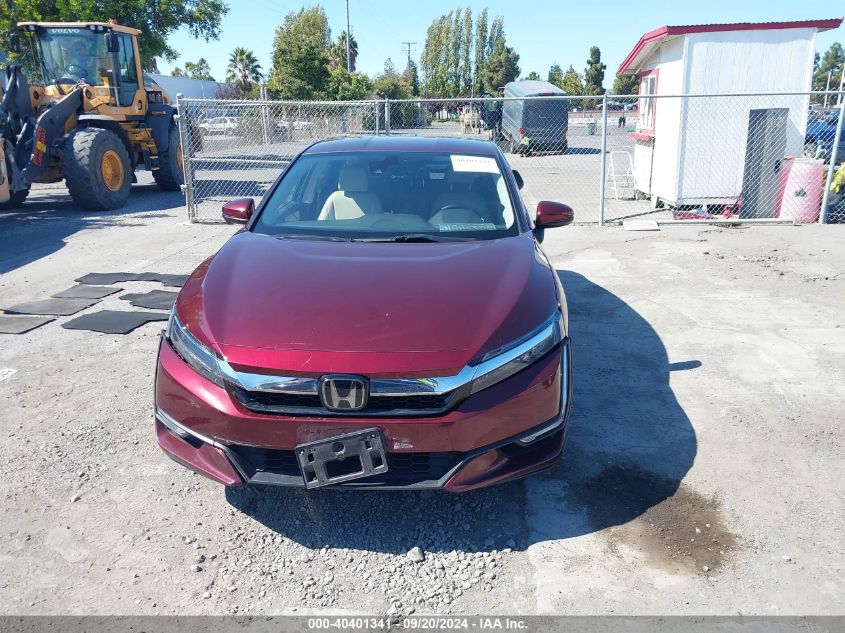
[276,119,315,134]
[199,117,239,135]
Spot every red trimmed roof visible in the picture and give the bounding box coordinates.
[618,18,843,74]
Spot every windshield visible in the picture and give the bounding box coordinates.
[34,27,109,86]
[252,151,521,241]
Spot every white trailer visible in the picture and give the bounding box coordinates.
[617,19,842,213]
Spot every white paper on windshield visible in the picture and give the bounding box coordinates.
[450,155,500,174]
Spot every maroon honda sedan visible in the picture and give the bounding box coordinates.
[155,136,573,492]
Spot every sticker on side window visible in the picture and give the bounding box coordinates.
[450,155,500,174]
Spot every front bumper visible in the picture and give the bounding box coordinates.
[154,335,572,492]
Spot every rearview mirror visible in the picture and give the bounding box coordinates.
[535,200,574,229]
[222,198,255,224]
[512,169,524,190]
[104,32,120,53]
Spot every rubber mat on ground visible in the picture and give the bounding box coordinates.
[76,272,190,287]
[52,285,122,299]
[4,298,99,316]
[62,310,168,334]
[75,272,140,285]
[119,290,178,311]
[0,315,54,334]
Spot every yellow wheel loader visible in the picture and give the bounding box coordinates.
[0,21,187,211]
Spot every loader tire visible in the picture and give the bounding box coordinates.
[0,187,30,210]
[154,124,184,191]
[64,128,132,211]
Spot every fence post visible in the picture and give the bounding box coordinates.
[374,101,380,135]
[598,91,608,226]
[820,90,844,224]
[260,85,269,146]
[384,99,391,135]
[174,93,194,222]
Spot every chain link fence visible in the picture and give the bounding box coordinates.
[178,91,844,224]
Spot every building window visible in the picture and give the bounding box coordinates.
[639,73,657,131]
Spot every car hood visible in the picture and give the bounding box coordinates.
[178,231,559,376]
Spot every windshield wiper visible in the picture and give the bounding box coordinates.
[354,234,470,243]
[277,234,354,242]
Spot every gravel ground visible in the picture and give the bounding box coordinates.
[0,176,842,616]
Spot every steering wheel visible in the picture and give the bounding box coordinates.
[62,65,87,82]
[434,204,486,223]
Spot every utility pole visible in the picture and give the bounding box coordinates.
[345,0,351,73]
[402,42,416,68]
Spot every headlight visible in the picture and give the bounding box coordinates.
[469,311,564,394]
[165,309,226,387]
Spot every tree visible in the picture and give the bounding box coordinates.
[524,71,541,81]
[325,66,371,100]
[481,38,520,94]
[473,8,488,94]
[404,59,420,96]
[171,66,186,77]
[421,7,517,97]
[226,48,262,92]
[460,7,474,94]
[373,58,412,100]
[560,65,584,95]
[584,46,606,95]
[329,30,358,72]
[560,65,585,108]
[421,13,452,96]
[184,58,215,81]
[547,63,564,88]
[813,42,844,93]
[268,6,332,99]
[612,72,638,95]
[0,0,227,70]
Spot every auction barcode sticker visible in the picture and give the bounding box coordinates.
[450,155,500,173]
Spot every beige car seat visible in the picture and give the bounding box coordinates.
[318,165,382,220]
[429,172,488,225]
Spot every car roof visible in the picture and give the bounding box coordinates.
[304,136,501,156]
[504,80,566,97]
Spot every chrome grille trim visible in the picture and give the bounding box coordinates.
[218,312,563,398]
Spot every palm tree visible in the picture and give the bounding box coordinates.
[331,31,359,72]
[226,47,263,92]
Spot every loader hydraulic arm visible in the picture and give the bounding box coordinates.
[1,64,83,190]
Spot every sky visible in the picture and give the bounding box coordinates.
[158,0,843,84]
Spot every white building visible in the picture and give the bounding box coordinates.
[618,19,842,214]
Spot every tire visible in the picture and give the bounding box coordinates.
[154,124,184,191]
[0,187,29,210]
[561,141,568,154]
[64,128,132,211]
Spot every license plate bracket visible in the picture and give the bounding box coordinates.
[295,428,388,489]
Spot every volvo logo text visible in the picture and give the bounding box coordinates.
[318,375,369,411]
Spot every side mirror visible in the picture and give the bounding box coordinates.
[222,198,255,224]
[512,169,524,190]
[104,32,120,53]
[8,32,20,54]
[535,200,574,229]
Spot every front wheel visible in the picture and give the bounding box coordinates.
[154,125,184,191]
[0,187,30,210]
[64,127,132,211]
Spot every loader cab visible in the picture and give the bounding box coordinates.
[17,22,146,116]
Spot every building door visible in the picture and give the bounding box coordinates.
[740,108,788,218]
